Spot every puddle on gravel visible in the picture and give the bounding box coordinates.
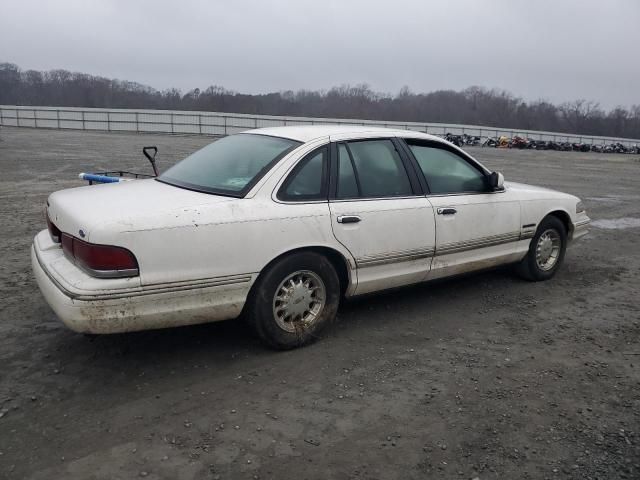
[591,217,640,230]
[587,196,625,203]
[586,194,640,204]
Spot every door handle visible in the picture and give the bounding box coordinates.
[437,207,457,215]
[337,215,361,224]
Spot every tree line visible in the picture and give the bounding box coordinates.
[1,62,639,139]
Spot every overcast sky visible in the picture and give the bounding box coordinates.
[1,0,638,108]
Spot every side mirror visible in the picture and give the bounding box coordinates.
[488,171,505,191]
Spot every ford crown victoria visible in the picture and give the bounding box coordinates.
[32,126,590,348]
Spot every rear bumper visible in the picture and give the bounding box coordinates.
[32,232,255,334]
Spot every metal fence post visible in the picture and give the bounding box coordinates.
[135,112,139,133]
[33,108,37,128]
[224,116,227,136]
[81,110,85,130]
[107,112,111,132]
[0,107,3,126]
[16,108,20,127]
[198,114,202,135]
[171,113,174,134]
[56,109,60,129]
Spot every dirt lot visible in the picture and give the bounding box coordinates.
[0,127,639,480]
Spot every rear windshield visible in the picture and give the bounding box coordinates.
[158,134,300,196]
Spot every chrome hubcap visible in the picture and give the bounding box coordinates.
[536,229,561,271]
[272,270,326,333]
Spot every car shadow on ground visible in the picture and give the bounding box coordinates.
[40,266,521,368]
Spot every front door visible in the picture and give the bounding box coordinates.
[328,137,436,295]
[402,139,521,279]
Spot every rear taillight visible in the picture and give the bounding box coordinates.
[46,214,61,243]
[60,233,139,278]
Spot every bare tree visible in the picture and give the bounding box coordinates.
[1,63,639,138]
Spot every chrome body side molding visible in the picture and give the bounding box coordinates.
[436,231,522,256]
[356,247,435,268]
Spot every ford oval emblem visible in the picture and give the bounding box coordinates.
[79,229,86,238]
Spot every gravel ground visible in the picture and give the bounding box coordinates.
[0,127,639,480]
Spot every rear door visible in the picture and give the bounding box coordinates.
[402,138,521,279]
[328,135,435,295]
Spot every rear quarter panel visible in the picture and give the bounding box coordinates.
[89,199,350,287]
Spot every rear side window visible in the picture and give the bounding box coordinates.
[407,142,487,194]
[337,140,413,199]
[278,146,328,201]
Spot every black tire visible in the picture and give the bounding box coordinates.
[515,216,567,282]
[246,252,340,350]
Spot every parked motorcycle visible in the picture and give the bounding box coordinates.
[560,142,573,151]
[482,137,499,147]
[461,134,481,146]
[571,143,591,152]
[510,136,529,149]
[444,133,464,146]
[530,140,547,150]
[498,136,511,148]
[612,143,627,153]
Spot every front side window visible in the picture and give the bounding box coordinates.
[407,142,487,194]
[159,134,300,196]
[337,139,413,198]
[278,147,328,201]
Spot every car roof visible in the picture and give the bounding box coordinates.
[243,125,445,144]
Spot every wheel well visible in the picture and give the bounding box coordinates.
[259,246,352,296]
[547,210,572,235]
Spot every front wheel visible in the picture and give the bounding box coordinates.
[515,216,567,281]
[246,252,340,350]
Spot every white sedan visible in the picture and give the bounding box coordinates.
[33,126,590,349]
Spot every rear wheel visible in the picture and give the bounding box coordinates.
[515,216,567,281]
[247,252,340,349]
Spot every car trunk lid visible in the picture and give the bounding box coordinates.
[47,179,234,240]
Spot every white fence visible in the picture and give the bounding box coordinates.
[1,105,639,146]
